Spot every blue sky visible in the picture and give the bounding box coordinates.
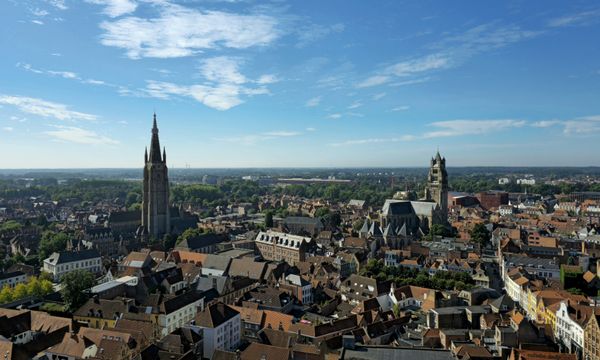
[1,0,600,168]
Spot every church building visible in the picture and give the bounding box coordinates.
[376,151,449,240]
[140,114,170,239]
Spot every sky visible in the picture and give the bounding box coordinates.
[1,0,600,168]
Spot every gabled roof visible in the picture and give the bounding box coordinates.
[46,249,101,264]
[196,302,239,328]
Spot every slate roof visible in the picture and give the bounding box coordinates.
[196,302,239,328]
[176,233,224,251]
[46,249,101,264]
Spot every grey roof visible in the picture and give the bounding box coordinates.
[176,233,224,251]
[410,201,438,217]
[382,200,414,216]
[359,219,370,234]
[196,275,228,294]
[397,223,408,237]
[201,254,231,272]
[283,216,323,225]
[46,249,101,264]
[369,221,383,237]
[341,346,454,360]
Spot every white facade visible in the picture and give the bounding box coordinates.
[200,313,241,359]
[158,297,204,337]
[43,253,102,281]
[516,178,536,185]
[555,301,585,353]
[0,272,27,289]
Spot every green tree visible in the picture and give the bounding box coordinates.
[469,223,491,246]
[60,270,95,310]
[38,231,70,263]
[0,285,13,304]
[264,211,274,228]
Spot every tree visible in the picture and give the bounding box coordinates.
[13,283,28,299]
[426,224,447,240]
[60,270,95,310]
[38,231,70,263]
[264,211,274,228]
[469,223,491,246]
[314,207,330,218]
[0,286,13,304]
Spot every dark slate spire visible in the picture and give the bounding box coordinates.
[149,113,162,163]
[144,147,148,163]
[163,147,166,163]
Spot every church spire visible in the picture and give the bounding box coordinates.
[148,113,162,163]
[144,147,148,163]
[163,147,166,163]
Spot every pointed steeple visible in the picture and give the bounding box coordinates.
[163,147,166,163]
[144,147,148,163]
[148,113,162,163]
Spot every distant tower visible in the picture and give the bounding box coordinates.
[426,150,448,218]
[141,114,170,239]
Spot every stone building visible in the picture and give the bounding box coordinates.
[139,114,170,240]
[254,230,313,266]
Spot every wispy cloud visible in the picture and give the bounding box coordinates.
[99,3,280,59]
[548,9,600,27]
[331,119,526,146]
[17,63,110,87]
[306,127,316,132]
[347,101,362,109]
[357,22,540,88]
[86,0,137,18]
[305,96,321,107]
[327,113,342,119]
[215,130,302,145]
[423,119,526,138]
[391,105,410,112]
[143,56,273,110]
[372,93,386,101]
[3,127,14,132]
[45,125,118,145]
[296,23,344,47]
[45,0,67,10]
[531,120,561,128]
[0,95,97,121]
[331,135,416,147]
[32,20,45,25]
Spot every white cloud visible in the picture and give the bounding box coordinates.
[306,127,316,132]
[215,130,302,145]
[47,70,78,79]
[99,3,280,59]
[348,101,362,109]
[423,119,526,138]
[563,115,600,134]
[297,23,344,47]
[305,96,321,107]
[531,120,561,128]
[372,93,386,100]
[327,113,342,119]
[357,75,390,88]
[263,131,301,137]
[45,126,118,145]
[331,135,416,147]
[32,20,45,25]
[0,95,97,121]
[143,56,272,110]
[51,53,62,56]
[256,74,278,85]
[548,10,600,27]
[391,105,410,111]
[3,127,14,132]
[32,9,49,17]
[18,63,109,87]
[46,0,67,10]
[86,0,137,18]
[357,23,539,89]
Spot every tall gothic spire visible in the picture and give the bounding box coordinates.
[148,113,162,163]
